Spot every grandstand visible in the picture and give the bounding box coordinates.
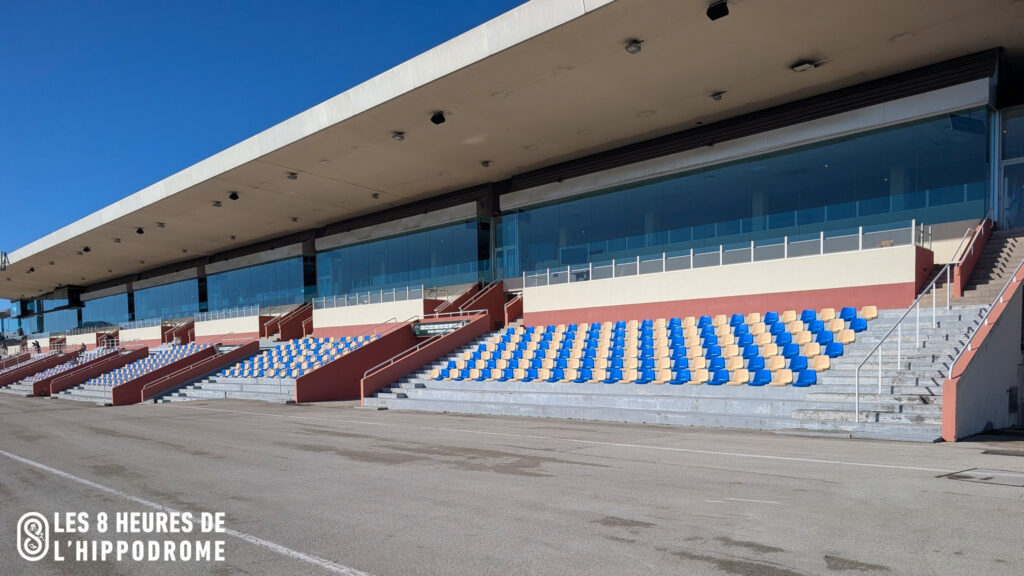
[3,0,1024,441]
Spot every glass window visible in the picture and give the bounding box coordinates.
[207,258,305,312]
[1002,107,1024,160]
[134,278,199,320]
[42,308,79,333]
[503,108,989,276]
[316,220,489,297]
[81,293,129,328]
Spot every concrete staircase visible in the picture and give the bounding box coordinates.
[153,376,294,403]
[0,380,36,396]
[52,383,115,405]
[364,306,988,442]
[956,227,1024,306]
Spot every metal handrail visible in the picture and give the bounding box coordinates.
[434,282,480,313]
[119,317,163,331]
[951,211,994,267]
[361,309,488,379]
[314,285,425,309]
[195,305,260,323]
[853,225,974,421]
[947,253,1024,380]
[458,280,499,312]
[522,220,920,288]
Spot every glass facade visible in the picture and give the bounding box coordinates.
[81,293,130,328]
[42,308,79,333]
[1002,107,1024,228]
[1,316,19,333]
[207,258,306,311]
[499,108,990,277]
[316,220,490,297]
[134,278,199,321]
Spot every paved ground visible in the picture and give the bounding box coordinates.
[0,394,1022,576]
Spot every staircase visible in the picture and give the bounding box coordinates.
[0,380,36,396]
[956,227,1024,305]
[789,305,986,441]
[52,383,115,405]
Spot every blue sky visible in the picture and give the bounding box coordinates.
[0,0,523,309]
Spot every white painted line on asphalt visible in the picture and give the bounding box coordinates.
[723,498,781,505]
[174,404,957,474]
[0,448,374,576]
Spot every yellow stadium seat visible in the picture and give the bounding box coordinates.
[802,343,821,357]
[771,369,793,386]
[689,356,708,370]
[781,310,797,323]
[746,312,762,324]
[725,357,744,370]
[728,369,750,385]
[860,306,878,320]
[691,369,710,385]
[794,331,812,345]
[766,356,786,371]
[837,329,856,344]
[755,333,772,346]
[819,308,836,321]
[811,356,830,371]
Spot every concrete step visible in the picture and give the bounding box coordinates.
[792,408,941,425]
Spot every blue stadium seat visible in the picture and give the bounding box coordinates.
[816,330,834,344]
[782,343,799,358]
[850,317,868,332]
[776,332,792,346]
[574,369,593,383]
[698,315,713,328]
[635,369,655,384]
[825,342,844,358]
[547,369,564,383]
[708,357,725,371]
[669,369,691,385]
[764,311,779,324]
[603,368,622,384]
[497,369,514,382]
[730,314,745,327]
[807,319,824,334]
[705,345,722,358]
[789,355,808,372]
[709,369,729,386]
[738,333,754,347]
[839,307,857,321]
[793,370,817,387]
[747,356,765,371]
[742,344,759,359]
[750,369,771,386]
[800,309,816,323]
[770,323,786,336]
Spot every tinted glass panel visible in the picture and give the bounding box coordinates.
[134,279,199,320]
[207,258,305,311]
[81,293,129,327]
[502,108,989,276]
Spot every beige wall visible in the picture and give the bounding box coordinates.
[313,299,425,329]
[194,316,261,338]
[929,219,981,264]
[66,333,96,348]
[119,326,163,345]
[524,245,917,314]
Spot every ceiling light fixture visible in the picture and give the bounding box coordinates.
[710,90,726,101]
[136,228,145,235]
[286,172,298,180]
[113,237,121,243]
[392,131,405,142]
[480,160,491,168]
[706,0,729,21]
[156,222,165,228]
[624,39,643,55]
[430,111,446,125]
[82,246,91,253]
[290,217,299,222]
[228,191,239,200]
[212,201,222,208]
[371,192,380,199]
[790,60,817,72]
[27,267,34,273]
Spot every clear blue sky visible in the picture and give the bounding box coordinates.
[0,0,523,310]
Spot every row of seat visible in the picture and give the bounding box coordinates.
[22,348,116,384]
[218,335,378,379]
[432,307,874,387]
[85,345,209,388]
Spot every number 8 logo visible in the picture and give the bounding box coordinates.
[17,512,49,562]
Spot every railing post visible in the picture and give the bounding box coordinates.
[546,268,551,285]
[784,236,788,258]
[820,231,824,255]
[750,240,755,262]
[636,255,640,275]
[858,226,863,250]
[567,265,571,282]
[855,368,860,423]
[897,324,901,368]
[522,271,526,288]
[932,288,936,328]
[719,244,723,266]
[946,265,951,310]
[878,346,882,396]
[689,248,694,269]
[911,219,916,245]
[916,303,920,349]
[662,252,666,272]
[589,261,593,280]
[611,260,616,278]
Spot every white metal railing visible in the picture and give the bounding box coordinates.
[522,220,920,288]
[195,305,260,323]
[314,285,425,310]
[947,254,1024,380]
[119,317,163,331]
[852,223,977,421]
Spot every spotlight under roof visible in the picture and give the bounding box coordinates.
[624,39,643,55]
[430,111,446,125]
[392,131,406,142]
[706,0,728,21]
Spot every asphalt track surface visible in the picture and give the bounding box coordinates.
[0,394,1022,575]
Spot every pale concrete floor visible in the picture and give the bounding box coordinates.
[0,394,1021,576]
